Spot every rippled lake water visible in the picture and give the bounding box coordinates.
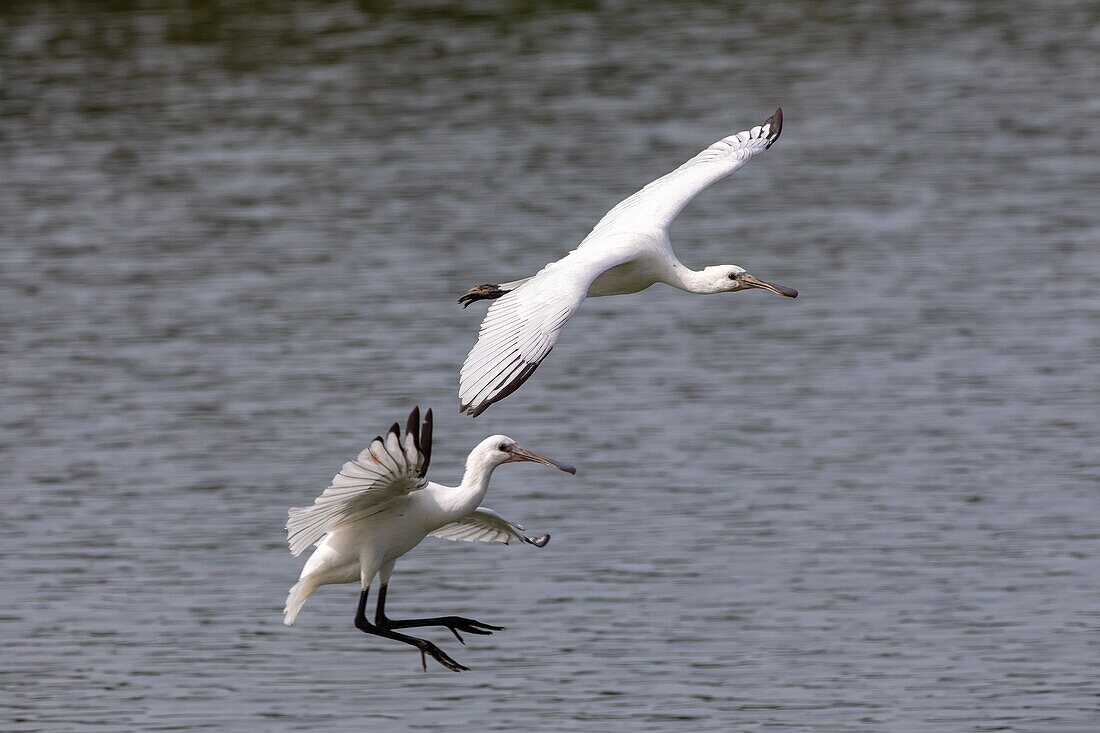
[3,2,1099,730]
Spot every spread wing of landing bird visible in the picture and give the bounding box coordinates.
[283,407,574,672]
[459,108,797,417]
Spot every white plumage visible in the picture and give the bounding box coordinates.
[459,108,797,417]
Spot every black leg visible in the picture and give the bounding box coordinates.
[374,582,503,645]
[374,582,390,625]
[354,588,468,672]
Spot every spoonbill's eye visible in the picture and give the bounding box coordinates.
[498,442,508,451]
[728,272,738,280]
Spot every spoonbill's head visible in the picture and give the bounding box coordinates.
[475,435,577,474]
[705,265,798,298]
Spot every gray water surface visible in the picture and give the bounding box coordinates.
[3,2,1099,731]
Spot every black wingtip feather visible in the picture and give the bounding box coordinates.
[765,106,782,147]
[419,408,433,477]
[527,534,550,548]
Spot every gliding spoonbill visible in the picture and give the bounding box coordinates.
[459,108,796,417]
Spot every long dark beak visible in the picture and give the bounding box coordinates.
[742,273,798,298]
[508,446,576,474]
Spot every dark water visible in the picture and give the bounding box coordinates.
[3,2,1099,730]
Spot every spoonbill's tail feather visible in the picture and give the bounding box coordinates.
[458,277,531,308]
[283,578,318,626]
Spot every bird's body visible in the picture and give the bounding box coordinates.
[586,251,665,297]
[290,492,452,601]
[560,233,707,298]
[283,407,573,671]
[458,108,798,417]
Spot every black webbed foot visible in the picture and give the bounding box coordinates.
[416,639,469,673]
[380,615,503,645]
[458,284,505,307]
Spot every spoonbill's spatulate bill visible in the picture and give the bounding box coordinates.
[283,407,574,672]
[459,108,797,417]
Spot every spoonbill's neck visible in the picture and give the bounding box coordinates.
[446,449,500,515]
[665,263,716,295]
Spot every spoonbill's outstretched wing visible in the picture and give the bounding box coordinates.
[285,407,434,555]
[459,250,627,417]
[430,507,550,547]
[581,107,782,245]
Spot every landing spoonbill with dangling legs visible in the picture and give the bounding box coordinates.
[283,407,574,672]
[459,108,797,417]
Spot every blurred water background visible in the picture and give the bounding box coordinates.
[2,1,1099,730]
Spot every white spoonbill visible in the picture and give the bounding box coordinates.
[283,407,574,672]
[458,108,796,417]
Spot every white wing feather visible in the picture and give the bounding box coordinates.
[285,409,432,556]
[459,249,627,417]
[581,108,782,244]
[430,507,550,547]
